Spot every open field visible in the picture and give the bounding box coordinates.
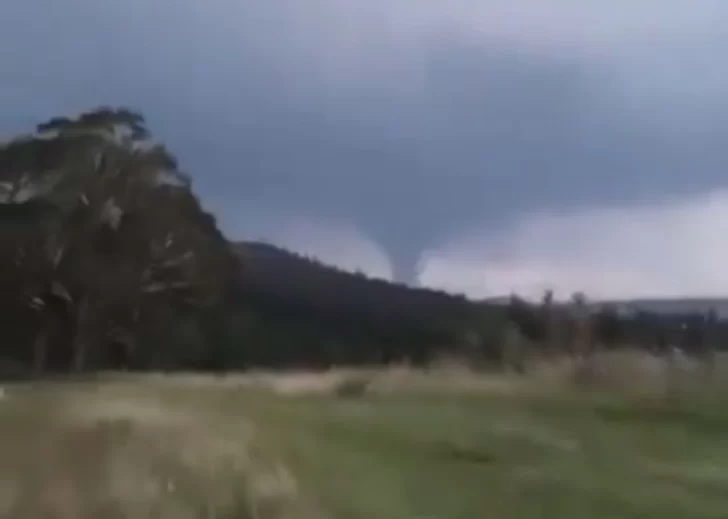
[3,352,728,518]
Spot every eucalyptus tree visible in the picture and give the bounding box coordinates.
[0,107,234,372]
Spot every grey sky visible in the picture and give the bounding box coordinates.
[2,0,728,296]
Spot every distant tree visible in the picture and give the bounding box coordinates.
[698,309,718,377]
[502,321,527,373]
[540,289,563,354]
[592,305,622,349]
[569,291,593,359]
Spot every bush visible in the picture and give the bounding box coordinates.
[332,375,371,398]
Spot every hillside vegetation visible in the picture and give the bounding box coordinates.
[2,108,728,377]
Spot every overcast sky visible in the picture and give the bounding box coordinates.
[3,0,728,299]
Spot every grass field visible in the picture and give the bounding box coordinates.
[3,354,728,518]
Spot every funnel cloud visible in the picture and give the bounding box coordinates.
[2,0,728,296]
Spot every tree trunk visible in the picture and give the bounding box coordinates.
[122,338,135,371]
[72,338,87,373]
[32,331,47,378]
[71,296,90,373]
[702,312,717,380]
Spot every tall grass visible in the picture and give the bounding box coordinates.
[3,350,728,518]
[0,384,310,519]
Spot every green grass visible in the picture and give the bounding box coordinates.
[3,371,728,518]
[235,390,728,519]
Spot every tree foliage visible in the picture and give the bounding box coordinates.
[0,107,232,374]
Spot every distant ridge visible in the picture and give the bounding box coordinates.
[231,240,474,303]
[601,298,728,319]
[484,295,728,318]
[233,243,728,319]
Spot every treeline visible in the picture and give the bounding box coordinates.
[503,292,723,363]
[0,107,724,377]
[221,249,727,371]
[219,242,494,368]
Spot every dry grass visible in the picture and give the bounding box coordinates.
[527,349,728,400]
[0,383,315,519]
[97,349,728,401]
[4,351,728,518]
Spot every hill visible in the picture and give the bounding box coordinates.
[233,241,476,314]
[212,242,503,369]
[225,242,728,369]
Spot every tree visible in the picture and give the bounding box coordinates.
[103,184,234,368]
[0,198,65,374]
[0,107,233,372]
[592,305,622,349]
[569,291,593,359]
[540,289,562,354]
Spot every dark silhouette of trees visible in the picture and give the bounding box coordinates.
[0,107,725,377]
[0,107,233,375]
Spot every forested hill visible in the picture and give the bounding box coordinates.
[215,242,503,366]
[224,241,728,368]
[225,241,498,367]
[232,240,475,314]
[1,106,723,377]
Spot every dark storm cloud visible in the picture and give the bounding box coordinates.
[2,0,728,282]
